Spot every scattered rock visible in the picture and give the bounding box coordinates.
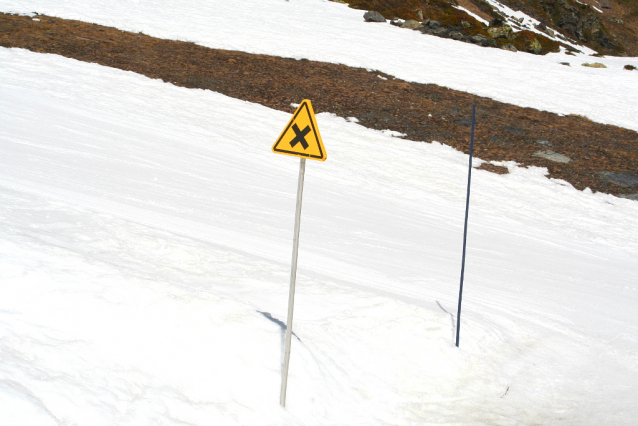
[504,126,530,134]
[390,13,548,55]
[490,136,509,146]
[624,65,636,71]
[363,11,386,23]
[469,34,497,47]
[487,26,512,39]
[453,118,473,126]
[534,150,571,163]
[420,20,451,36]
[477,163,509,174]
[599,172,638,187]
[559,62,570,66]
[424,20,441,29]
[402,19,421,29]
[581,62,607,68]
[429,27,449,37]
[501,43,518,52]
[536,139,553,147]
[536,23,557,37]
[526,38,543,54]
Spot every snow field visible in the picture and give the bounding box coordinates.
[1,45,638,424]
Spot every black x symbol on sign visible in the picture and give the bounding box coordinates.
[289,124,310,150]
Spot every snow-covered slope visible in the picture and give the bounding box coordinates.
[1,0,638,131]
[1,47,637,424]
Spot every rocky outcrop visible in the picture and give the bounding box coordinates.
[533,150,571,163]
[352,0,635,56]
[362,8,552,54]
[401,19,422,29]
[363,10,386,22]
[526,38,542,54]
[535,23,555,37]
[599,172,638,187]
[469,34,498,47]
[581,62,607,68]
[487,26,512,39]
[421,19,441,29]
[501,43,518,52]
[499,0,623,54]
[553,0,601,42]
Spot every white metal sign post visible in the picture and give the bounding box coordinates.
[280,156,305,407]
[272,100,326,407]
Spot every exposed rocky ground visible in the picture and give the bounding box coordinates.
[1,12,637,197]
[340,0,638,56]
[356,0,563,54]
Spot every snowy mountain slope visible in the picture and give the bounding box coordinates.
[1,47,637,424]
[1,0,638,132]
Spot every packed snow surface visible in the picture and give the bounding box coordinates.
[1,0,638,424]
[2,46,638,424]
[2,0,638,131]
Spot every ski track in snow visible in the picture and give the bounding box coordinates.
[1,0,638,131]
[0,2,638,423]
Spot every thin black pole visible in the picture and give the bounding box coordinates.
[456,104,476,348]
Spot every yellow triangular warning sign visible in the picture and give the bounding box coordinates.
[272,100,327,161]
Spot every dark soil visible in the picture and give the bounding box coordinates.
[1,13,637,196]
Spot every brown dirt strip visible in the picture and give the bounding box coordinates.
[2,12,637,196]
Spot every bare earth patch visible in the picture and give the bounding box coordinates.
[477,163,510,174]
